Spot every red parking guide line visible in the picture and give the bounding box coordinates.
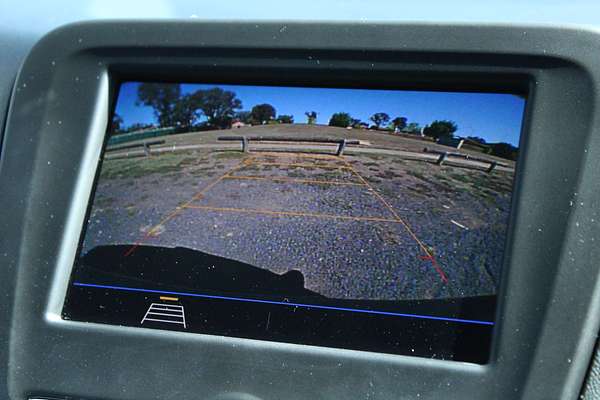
[420,255,448,283]
[341,157,449,284]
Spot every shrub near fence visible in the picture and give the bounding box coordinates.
[107,127,176,146]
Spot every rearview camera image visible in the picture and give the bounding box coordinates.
[63,82,525,363]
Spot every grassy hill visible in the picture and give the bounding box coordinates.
[115,124,515,165]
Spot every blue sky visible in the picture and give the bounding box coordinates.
[116,82,525,146]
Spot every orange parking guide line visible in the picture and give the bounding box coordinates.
[223,175,365,186]
[183,205,403,224]
[159,296,179,301]
[124,155,255,257]
[341,156,449,283]
[248,161,352,170]
[253,151,341,160]
[123,150,448,284]
[123,208,183,257]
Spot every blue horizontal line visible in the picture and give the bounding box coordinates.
[72,282,495,326]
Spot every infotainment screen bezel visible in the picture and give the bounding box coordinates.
[1,21,599,399]
[61,78,526,364]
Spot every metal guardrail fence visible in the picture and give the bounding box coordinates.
[423,147,510,173]
[218,136,360,156]
[106,139,165,156]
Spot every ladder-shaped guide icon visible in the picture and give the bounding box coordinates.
[141,303,187,329]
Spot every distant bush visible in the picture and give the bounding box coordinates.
[329,112,353,128]
[490,142,518,161]
[251,104,276,125]
[403,122,422,134]
[370,112,390,129]
[277,114,294,124]
[305,111,318,124]
[423,120,457,140]
[392,117,407,131]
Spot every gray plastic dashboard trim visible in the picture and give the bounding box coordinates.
[0,21,599,400]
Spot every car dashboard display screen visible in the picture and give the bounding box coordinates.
[63,81,525,363]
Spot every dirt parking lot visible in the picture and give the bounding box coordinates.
[83,145,514,301]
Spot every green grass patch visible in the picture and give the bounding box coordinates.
[214,151,245,159]
[449,172,470,184]
[406,169,435,184]
[100,153,206,180]
[375,169,403,180]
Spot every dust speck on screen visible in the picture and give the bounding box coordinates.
[62,82,525,363]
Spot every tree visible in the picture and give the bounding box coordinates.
[277,114,294,124]
[423,120,458,140]
[404,122,421,134]
[197,88,243,129]
[137,83,182,128]
[370,113,390,129]
[392,117,407,132]
[305,111,318,124]
[251,104,276,125]
[111,113,124,133]
[329,112,353,128]
[172,92,203,130]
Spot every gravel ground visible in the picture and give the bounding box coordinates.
[82,149,514,301]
